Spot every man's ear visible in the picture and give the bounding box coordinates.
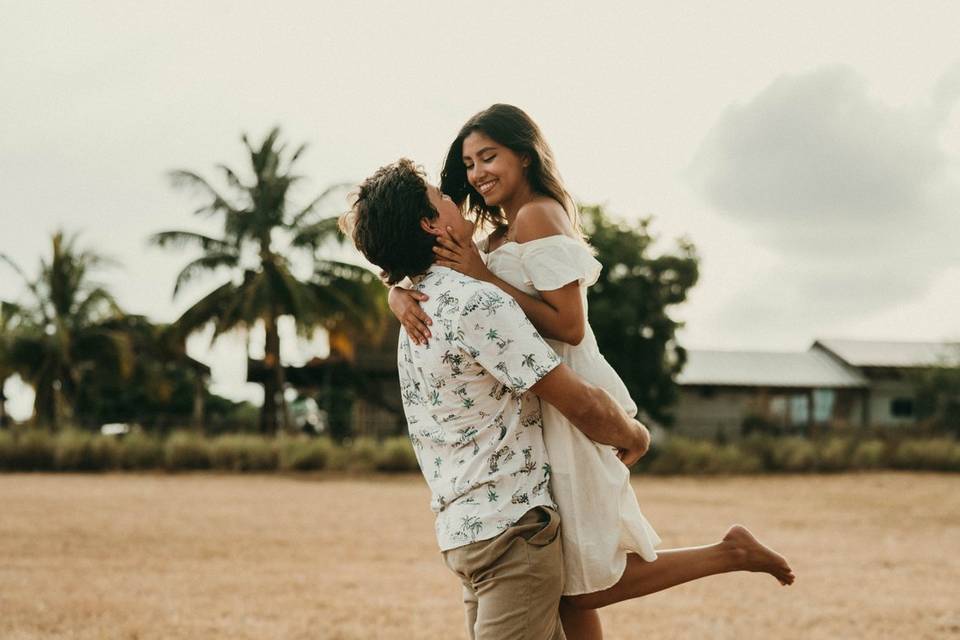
[420,217,443,237]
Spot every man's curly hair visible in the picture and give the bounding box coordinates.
[340,158,438,285]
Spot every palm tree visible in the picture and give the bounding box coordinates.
[151,127,385,434]
[0,301,21,427]
[0,232,133,428]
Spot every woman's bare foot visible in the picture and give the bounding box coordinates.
[723,524,796,586]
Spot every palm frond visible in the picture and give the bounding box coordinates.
[288,142,308,166]
[216,163,247,193]
[172,252,240,297]
[73,286,123,324]
[309,260,388,335]
[290,216,350,249]
[262,260,318,323]
[172,279,241,340]
[1,300,24,330]
[149,230,236,253]
[287,181,352,228]
[0,253,45,309]
[168,170,238,217]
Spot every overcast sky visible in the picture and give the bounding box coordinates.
[3,1,960,419]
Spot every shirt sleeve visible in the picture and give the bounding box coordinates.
[455,287,561,394]
[519,235,602,291]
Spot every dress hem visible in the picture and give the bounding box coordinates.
[560,549,660,597]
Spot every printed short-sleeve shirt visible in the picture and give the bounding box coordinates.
[397,266,562,551]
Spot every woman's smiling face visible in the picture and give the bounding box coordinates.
[462,130,528,207]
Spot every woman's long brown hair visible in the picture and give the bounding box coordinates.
[440,104,582,237]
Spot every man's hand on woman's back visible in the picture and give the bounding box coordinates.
[617,420,651,467]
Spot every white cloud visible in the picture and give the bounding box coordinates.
[688,64,960,328]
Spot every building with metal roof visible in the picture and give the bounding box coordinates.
[677,349,868,389]
[673,338,958,439]
[813,339,960,369]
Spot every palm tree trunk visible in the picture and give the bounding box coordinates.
[34,377,56,428]
[262,316,281,435]
[0,376,7,428]
[192,372,205,433]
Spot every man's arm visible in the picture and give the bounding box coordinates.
[530,363,650,465]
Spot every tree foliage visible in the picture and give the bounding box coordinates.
[582,204,699,425]
[151,127,387,434]
[910,349,960,435]
[0,232,132,427]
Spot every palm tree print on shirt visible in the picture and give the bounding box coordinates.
[494,362,529,391]
[512,447,537,477]
[435,291,460,316]
[453,384,475,409]
[441,351,465,377]
[485,328,514,355]
[488,446,516,474]
[457,515,484,541]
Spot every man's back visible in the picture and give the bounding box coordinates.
[397,266,562,550]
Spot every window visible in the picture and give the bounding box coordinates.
[890,398,914,418]
[813,389,836,423]
[790,394,809,426]
[769,396,787,419]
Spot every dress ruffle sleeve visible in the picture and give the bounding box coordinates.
[519,235,603,291]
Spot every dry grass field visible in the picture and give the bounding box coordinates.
[1,472,958,640]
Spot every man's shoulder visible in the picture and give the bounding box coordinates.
[420,268,507,314]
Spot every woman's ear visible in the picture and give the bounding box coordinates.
[420,217,443,237]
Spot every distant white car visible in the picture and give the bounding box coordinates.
[100,423,131,437]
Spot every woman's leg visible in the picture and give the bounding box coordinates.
[559,598,603,640]
[568,525,795,611]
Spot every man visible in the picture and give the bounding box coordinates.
[341,159,650,639]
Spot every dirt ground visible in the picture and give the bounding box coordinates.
[0,472,957,639]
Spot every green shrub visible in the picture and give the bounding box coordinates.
[849,439,887,470]
[737,436,778,471]
[769,437,817,472]
[647,438,761,475]
[706,444,764,474]
[119,432,165,470]
[815,437,853,473]
[54,430,121,471]
[0,430,15,470]
[277,437,334,471]
[646,438,693,475]
[5,430,56,471]
[374,436,419,472]
[343,437,379,472]
[209,435,278,471]
[325,442,351,471]
[892,438,960,471]
[164,431,212,471]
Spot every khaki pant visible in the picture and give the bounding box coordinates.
[442,507,566,640]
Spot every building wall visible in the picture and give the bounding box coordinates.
[673,386,867,438]
[866,378,917,427]
[673,388,755,439]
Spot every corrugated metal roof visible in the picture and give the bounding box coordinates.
[814,339,960,368]
[677,349,868,388]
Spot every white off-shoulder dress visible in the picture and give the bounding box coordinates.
[485,234,661,596]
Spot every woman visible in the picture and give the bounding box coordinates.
[390,104,795,639]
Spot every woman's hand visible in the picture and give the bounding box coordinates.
[388,286,432,345]
[433,226,492,282]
